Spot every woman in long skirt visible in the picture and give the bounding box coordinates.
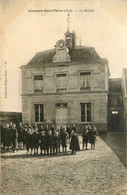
[70,131,80,155]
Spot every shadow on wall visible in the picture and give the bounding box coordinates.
[100,132,127,167]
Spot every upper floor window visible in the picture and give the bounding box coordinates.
[80,72,91,90]
[34,104,44,122]
[56,73,67,91]
[34,75,43,93]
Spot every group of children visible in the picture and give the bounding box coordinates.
[20,123,80,155]
[1,122,98,155]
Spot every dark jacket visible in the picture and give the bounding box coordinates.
[82,130,88,143]
[40,135,47,150]
[52,136,60,147]
[11,128,18,141]
[70,134,80,151]
[61,132,68,147]
[31,132,40,148]
[46,135,53,146]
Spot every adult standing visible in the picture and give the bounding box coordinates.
[6,124,12,151]
[82,125,88,150]
[70,130,80,155]
[11,124,18,153]
[66,124,71,140]
[17,122,23,149]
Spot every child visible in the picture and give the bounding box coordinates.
[32,127,40,155]
[82,126,88,150]
[17,122,23,149]
[46,130,53,155]
[61,128,69,153]
[52,131,60,155]
[22,126,28,149]
[50,124,55,135]
[40,131,47,155]
[39,125,44,134]
[58,130,61,153]
[88,125,98,150]
[26,128,32,155]
[70,131,80,155]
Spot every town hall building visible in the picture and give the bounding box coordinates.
[21,21,110,132]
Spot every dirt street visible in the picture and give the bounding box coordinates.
[1,136,127,195]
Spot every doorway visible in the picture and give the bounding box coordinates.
[55,103,68,127]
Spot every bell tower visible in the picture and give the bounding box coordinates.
[65,14,77,49]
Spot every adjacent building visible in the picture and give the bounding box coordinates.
[122,69,127,131]
[108,78,124,131]
[21,28,110,132]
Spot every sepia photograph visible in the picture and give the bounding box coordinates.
[0,0,127,194]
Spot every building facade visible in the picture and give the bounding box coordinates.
[108,78,124,131]
[21,29,110,132]
[122,69,127,131]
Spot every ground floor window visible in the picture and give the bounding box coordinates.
[34,104,44,122]
[81,103,91,122]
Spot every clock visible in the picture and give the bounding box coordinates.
[59,42,64,48]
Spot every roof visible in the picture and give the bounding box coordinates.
[109,78,122,93]
[27,45,101,66]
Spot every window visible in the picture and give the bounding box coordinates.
[81,103,91,122]
[34,75,43,93]
[56,73,67,90]
[34,104,44,122]
[80,72,91,90]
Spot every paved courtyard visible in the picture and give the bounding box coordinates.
[1,136,127,195]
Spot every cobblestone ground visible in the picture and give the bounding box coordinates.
[1,136,127,195]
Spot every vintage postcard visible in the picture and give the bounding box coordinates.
[0,0,127,194]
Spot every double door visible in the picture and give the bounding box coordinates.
[56,103,68,127]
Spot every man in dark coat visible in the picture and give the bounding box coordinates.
[11,124,18,152]
[82,125,88,150]
[70,131,80,155]
[6,124,12,151]
[66,124,71,140]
